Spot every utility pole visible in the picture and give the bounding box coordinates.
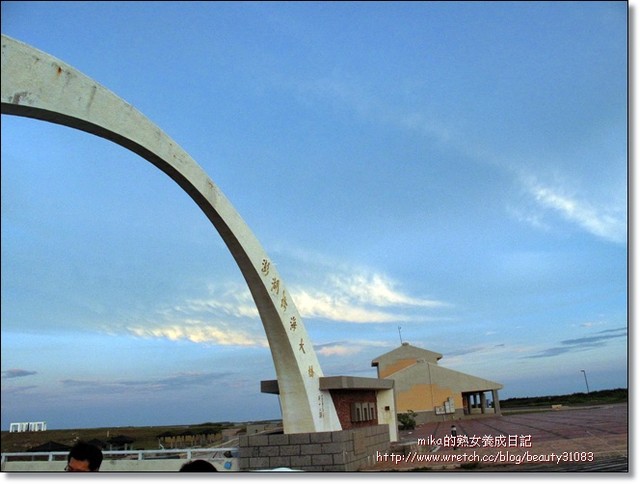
[398,326,403,345]
[581,369,590,394]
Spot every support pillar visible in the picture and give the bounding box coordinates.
[492,390,501,415]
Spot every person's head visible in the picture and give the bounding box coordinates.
[66,441,103,472]
[180,459,217,472]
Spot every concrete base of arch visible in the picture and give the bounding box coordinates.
[238,425,391,471]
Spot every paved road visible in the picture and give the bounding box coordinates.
[369,403,628,472]
[483,455,628,472]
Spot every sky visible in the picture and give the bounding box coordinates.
[0,1,630,431]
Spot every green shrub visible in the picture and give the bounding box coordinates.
[397,410,417,430]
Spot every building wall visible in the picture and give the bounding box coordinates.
[375,346,503,423]
[396,383,460,413]
[375,388,398,442]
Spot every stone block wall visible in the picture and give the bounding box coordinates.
[239,424,390,472]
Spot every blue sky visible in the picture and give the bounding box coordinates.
[1,1,629,431]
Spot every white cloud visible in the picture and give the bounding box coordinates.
[315,344,358,357]
[120,283,267,346]
[127,322,268,347]
[176,284,260,319]
[578,320,607,329]
[315,339,391,358]
[292,289,400,323]
[515,176,626,244]
[120,269,450,348]
[531,184,625,243]
[292,271,450,324]
[330,273,447,308]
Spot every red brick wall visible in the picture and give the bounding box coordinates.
[329,390,377,430]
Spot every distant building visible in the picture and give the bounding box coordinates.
[107,435,135,451]
[26,441,70,452]
[372,342,503,424]
[9,421,47,432]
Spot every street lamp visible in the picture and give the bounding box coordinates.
[581,369,590,394]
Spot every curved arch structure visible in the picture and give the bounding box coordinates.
[1,34,341,434]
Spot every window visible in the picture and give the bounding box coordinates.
[351,402,376,423]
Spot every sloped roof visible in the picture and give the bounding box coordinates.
[87,438,107,449]
[402,359,503,392]
[27,441,71,452]
[371,342,443,368]
[107,435,134,444]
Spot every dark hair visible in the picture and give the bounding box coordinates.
[180,459,217,472]
[68,441,103,471]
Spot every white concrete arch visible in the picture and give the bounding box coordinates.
[1,34,341,434]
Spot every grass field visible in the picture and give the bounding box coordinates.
[1,420,279,454]
[499,388,627,408]
[2,388,626,455]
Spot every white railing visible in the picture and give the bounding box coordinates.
[1,447,239,472]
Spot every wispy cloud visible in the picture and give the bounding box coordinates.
[119,269,451,347]
[291,75,453,145]
[293,289,401,323]
[293,272,450,324]
[120,282,267,346]
[525,327,627,359]
[526,347,578,359]
[518,177,626,244]
[127,321,268,347]
[313,339,388,357]
[290,71,626,248]
[60,371,230,395]
[176,285,260,319]
[2,369,37,379]
[1,385,38,394]
[315,343,359,357]
[329,273,447,309]
[578,320,608,329]
[289,71,626,246]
